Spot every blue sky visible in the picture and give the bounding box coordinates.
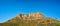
[0,0,60,23]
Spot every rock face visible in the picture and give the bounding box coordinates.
[18,12,44,20]
[1,12,60,26]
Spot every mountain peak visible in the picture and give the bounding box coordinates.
[31,12,44,17]
[1,12,60,26]
[31,12,43,15]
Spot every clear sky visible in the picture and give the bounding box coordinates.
[0,0,60,23]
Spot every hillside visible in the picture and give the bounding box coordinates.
[0,12,60,26]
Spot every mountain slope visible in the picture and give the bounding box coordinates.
[1,12,60,26]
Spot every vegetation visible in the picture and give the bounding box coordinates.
[1,19,60,26]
